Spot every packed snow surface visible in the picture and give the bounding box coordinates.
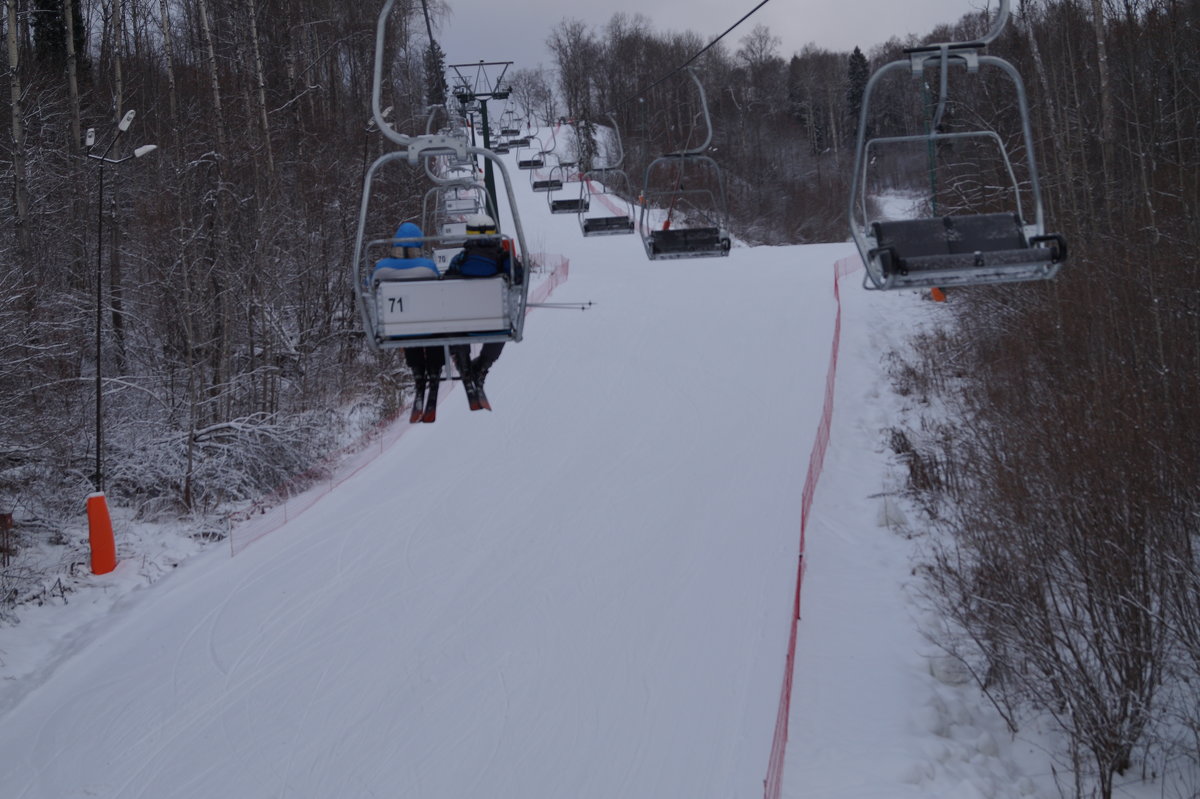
[1,133,1126,799]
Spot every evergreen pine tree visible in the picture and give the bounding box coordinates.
[846,46,869,144]
[424,40,448,108]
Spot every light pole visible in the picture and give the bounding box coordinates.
[85,109,157,493]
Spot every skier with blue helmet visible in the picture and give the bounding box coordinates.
[374,222,439,280]
[373,222,444,423]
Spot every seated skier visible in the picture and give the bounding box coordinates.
[374,222,444,422]
[373,221,439,280]
[444,213,519,281]
[445,214,519,403]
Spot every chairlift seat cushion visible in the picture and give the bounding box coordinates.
[550,199,588,213]
[374,276,509,338]
[869,213,1063,286]
[583,216,635,235]
[872,213,1029,270]
[648,227,729,255]
[532,180,563,192]
[873,211,1051,271]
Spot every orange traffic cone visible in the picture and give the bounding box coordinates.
[931,287,947,302]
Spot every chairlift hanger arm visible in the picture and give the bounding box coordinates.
[425,104,449,135]
[371,0,413,147]
[590,113,627,171]
[664,68,714,157]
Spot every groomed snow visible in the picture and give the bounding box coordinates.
[0,130,1131,799]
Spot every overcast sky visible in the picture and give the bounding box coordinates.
[436,0,985,75]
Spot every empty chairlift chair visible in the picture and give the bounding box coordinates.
[638,70,732,260]
[547,163,588,213]
[529,125,564,189]
[530,152,563,192]
[516,135,545,170]
[498,108,521,137]
[848,0,1066,290]
[578,115,636,236]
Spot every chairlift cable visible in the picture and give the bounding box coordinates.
[615,0,775,109]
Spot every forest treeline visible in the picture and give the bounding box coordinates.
[2,1,1198,795]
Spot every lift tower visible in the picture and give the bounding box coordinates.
[448,61,512,217]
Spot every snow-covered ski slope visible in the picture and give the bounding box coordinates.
[1,131,1067,799]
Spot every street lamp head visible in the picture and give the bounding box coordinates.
[133,144,158,158]
[118,109,136,132]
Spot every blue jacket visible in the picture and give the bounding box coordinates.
[373,256,439,280]
[447,239,512,278]
[374,222,438,280]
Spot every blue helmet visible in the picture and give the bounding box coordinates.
[393,222,424,247]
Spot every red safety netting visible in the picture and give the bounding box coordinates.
[226,254,570,556]
[763,255,862,799]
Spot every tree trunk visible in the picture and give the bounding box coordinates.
[108,186,127,371]
[108,0,128,369]
[6,0,30,257]
[112,0,125,122]
[245,0,274,178]
[197,0,228,159]
[1090,0,1114,196]
[1019,0,1074,223]
[157,0,178,124]
[64,0,82,153]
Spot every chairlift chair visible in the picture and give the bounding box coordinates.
[419,179,496,271]
[638,70,732,260]
[848,0,1066,290]
[530,152,562,192]
[579,176,636,236]
[516,151,543,170]
[498,108,521,138]
[353,0,531,352]
[516,136,545,170]
[577,115,637,236]
[357,150,526,350]
[531,175,563,192]
[547,164,588,213]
